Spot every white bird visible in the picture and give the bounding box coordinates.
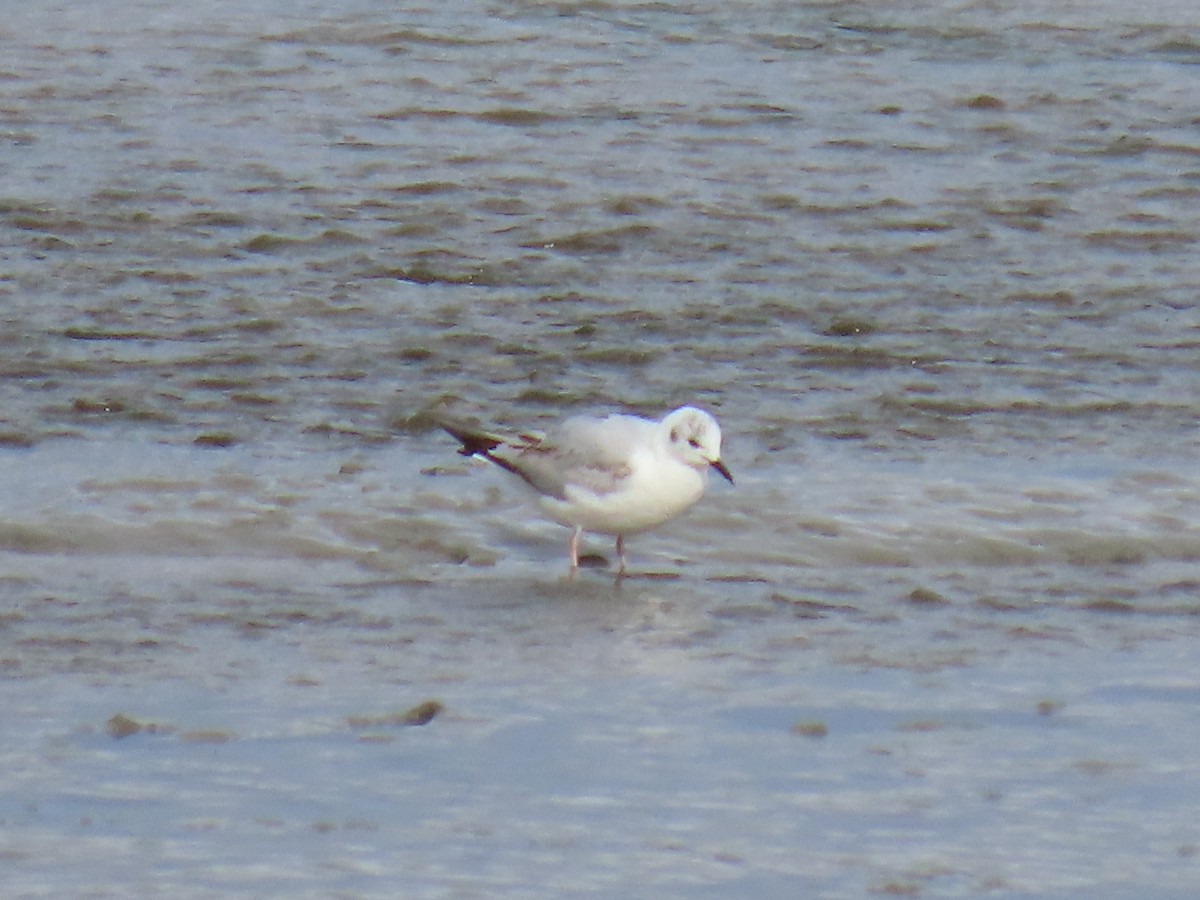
[438,406,733,574]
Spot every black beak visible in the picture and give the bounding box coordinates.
[710,458,734,484]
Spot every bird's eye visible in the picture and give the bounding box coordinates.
[688,437,701,449]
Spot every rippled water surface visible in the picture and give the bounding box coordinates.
[3,1,1200,897]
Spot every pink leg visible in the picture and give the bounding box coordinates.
[568,526,582,573]
[615,534,627,575]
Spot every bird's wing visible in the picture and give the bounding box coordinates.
[439,412,643,500]
[527,414,648,496]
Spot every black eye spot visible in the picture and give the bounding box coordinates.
[688,437,701,449]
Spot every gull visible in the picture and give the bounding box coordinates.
[438,406,733,574]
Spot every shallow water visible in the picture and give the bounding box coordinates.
[3,1,1200,897]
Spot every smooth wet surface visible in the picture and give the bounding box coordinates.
[3,1,1200,896]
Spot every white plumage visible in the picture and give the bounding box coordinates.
[439,406,733,573]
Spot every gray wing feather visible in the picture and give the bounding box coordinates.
[439,411,643,499]
[517,414,646,496]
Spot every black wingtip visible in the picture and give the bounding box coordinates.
[434,416,503,458]
[455,433,502,457]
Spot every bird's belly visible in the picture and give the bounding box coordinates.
[538,468,704,536]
